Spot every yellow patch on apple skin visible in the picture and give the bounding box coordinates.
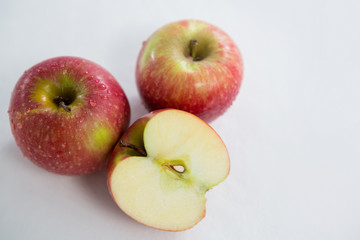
[88,124,115,151]
[112,153,125,166]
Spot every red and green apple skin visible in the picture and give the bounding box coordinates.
[8,56,130,176]
[136,20,243,122]
[107,109,230,231]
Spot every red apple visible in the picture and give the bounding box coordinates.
[8,56,130,175]
[136,20,243,122]
[107,109,230,231]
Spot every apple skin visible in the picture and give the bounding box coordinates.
[9,56,130,175]
[107,109,229,231]
[136,19,243,122]
[107,111,154,180]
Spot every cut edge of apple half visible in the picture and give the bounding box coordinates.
[109,109,230,231]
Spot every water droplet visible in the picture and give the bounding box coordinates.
[95,79,100,83]
[37,67,46,73]
[107,90,111,94]
[51,62,58,67]
[114,91,119,96]
[101,95,108,100]
[16,112,22,119]
[89,99,96,107]
[16,123,22,129]
[99,84,106,90]
[79,117,84,123]
[60,64,65,68]
[61,142,67,148]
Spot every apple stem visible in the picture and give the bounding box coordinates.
[189,39,200,61]
[59,101,71,112]
[53,96,72,112]
[119,141,147,156]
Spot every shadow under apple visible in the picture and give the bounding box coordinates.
[76,167,144,226]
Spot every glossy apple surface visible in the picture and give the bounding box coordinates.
[107,109,230,231]
[136,20,243,122]
[9,56,130,175]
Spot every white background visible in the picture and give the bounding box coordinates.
[1,0,360,239]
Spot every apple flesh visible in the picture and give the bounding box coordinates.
[136,20,243,122]
[9,56,130,175]
[107,109,230,231]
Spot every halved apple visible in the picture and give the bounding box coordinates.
[107,109,230,231]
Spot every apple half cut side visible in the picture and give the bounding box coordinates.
[107,109,230,231]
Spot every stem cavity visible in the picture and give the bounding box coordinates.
[119,141,147,156]
[53,96,71,112]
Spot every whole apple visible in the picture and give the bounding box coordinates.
[136,20,243,122]
[107,109,230,231]
[9,56,130,175]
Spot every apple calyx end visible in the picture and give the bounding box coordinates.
[119,141,147,156]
